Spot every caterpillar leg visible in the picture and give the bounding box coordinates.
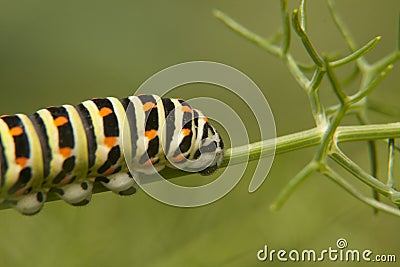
[96,172,137,196]
[52,181,93,206]
[8,191,46,216]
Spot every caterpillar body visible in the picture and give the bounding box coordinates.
[0,94,224,215]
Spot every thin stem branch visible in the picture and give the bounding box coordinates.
[350,65,394,105]
[325,57,349,104]
[213,8,310,89]
[307,68,326,125]
[387,139,395,188]
[280,0,291,55]
[284,54,310,90]
[357,113,380,213]
[270,161,318,211]
[330,36,381,68]
[330,145,396,198]
[327,0,369,70]
[213,10,281,57]
[322,166,400,217]
[292,9,324,67]
[299,0,307,32]
[369,51,400,78]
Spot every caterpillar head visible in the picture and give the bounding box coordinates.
[187,110,224,176]
[197,120,224,175]
[165,109,224,175]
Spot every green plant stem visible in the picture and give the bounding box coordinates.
[225,123,400,166]
[2,123,400,211]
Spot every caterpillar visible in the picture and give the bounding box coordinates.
[0,94,224,215]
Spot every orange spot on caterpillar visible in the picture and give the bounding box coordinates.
[15,157,28,168]
[104,137,118,148]
[174,154,185,162]
[142,102,157,112]
[181,106,192,113]
[54,116,69,127]
[203,118,209,123]
[103,168,115,176]
[59,147,72,158]
[181,128,191,136]
[145,129,158,140]
[60,177,71,186]
[14,187,26,197]
[99,107,113,117]
[9,127,23,137]
[144,159,153,166]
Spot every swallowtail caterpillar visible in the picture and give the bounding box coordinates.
[0,94,224,215]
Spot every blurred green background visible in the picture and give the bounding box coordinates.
[1,0,400,266]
